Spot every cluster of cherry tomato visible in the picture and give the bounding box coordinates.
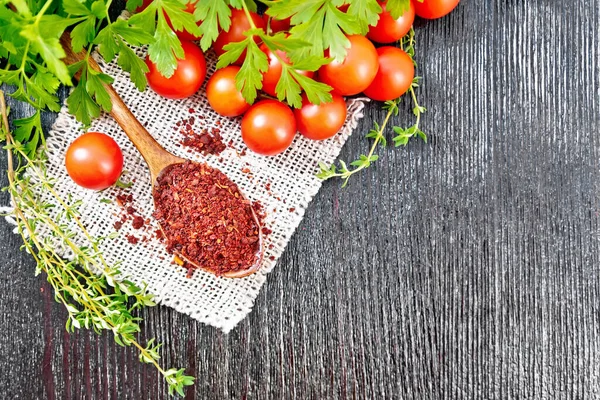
[65,0,459,190]
[142,0,459,156]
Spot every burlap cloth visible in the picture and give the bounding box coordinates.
[20,47,366,332]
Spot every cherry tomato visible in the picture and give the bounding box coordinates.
[214,8,265,65]
[241,100,296,156]
[165,1,201,41]
[263,15,291,33]
[413,0,459,19]
[206,66,251,117]
[145,41,206,99]
[363,47,414,101]
[260,44,314,97]
[367,0,415,43]
[65,132,124,191]
[294,93,347,140]
[318,35,379,96]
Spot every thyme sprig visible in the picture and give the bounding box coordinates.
[317,27,427,186]
[0,91,194,397]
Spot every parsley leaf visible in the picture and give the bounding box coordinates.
[220,35,269,104]
[345,0,382,32]
[70,18,96,52]
[195,0,231,51]
[30,70,61,111]
[260,33,332,107]
[385,0,413,19]
[20,15,75,84]
[12,110,45,158]
[146,11,184,78]
[67,62,109,126]
[85,68,114,113]
[116,41,149,91]
[266,0,361,61]
[93,19,152,90]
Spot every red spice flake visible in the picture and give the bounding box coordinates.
[261,227,272,235]
[241,167,251,174]
[268,244,274,250]
[227,139,234,147]
[126,206,137,215]
[114,221,123,231]
[186,267,194,278]
[181,128,226,156]
[265,182,271,191]
[252,201,267,221]
[269,256,275,261]
[189,108,195,114]
[116,193,133,207]
[153,161,262,276]
[289,207,296,213]
[126,235,139,245]
[240,148,247,157]
[132,215,145,229]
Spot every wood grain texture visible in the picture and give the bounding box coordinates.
[1,1,600,398]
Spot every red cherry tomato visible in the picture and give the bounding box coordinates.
[363,47,414,101]
[214,8,265,65]
[241,100,296,156]
[294,93,347,140]
[145,41,206,99]
[318,35,379,96]
[165,1,201,41]
[206,66,251,117]
[413,0,459,19]
[260,44,314,97]
[65,132,124,191]
[367,1,415,43]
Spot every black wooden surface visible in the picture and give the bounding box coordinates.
[2,1,600,398]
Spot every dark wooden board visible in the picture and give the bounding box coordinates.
[1,1,600,398]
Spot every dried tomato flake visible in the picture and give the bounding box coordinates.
[127,235,139,244]
[153,161,261,276]
[132,215,145,229]
[181,128,226,156]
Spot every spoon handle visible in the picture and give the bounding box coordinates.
[60,33,181,182]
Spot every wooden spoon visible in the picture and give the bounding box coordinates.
[60,34,263,279]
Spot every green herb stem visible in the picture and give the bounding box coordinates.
[0,91,194,397]
[240,1,258,30]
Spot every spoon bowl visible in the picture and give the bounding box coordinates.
[60,34,263,278]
